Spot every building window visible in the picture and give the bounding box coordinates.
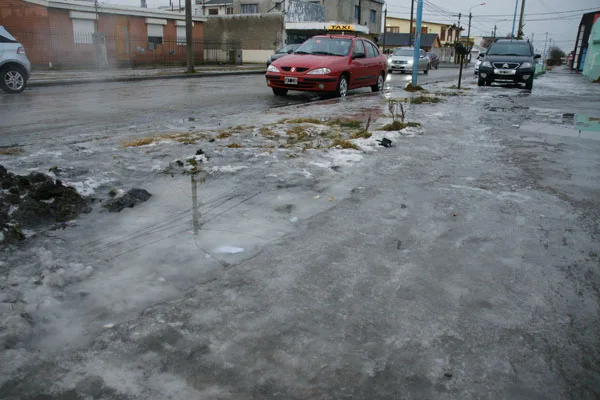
[176,25,185,45]
[447,29,452,42]
[370,9,376,23]
[226,6,234,14]
[354,5,359,21]
[421,26,428,34]
[147,24,164,45]
[208,8,218,15]
[241,3,259,13]
[72,19,95,44]
[440,26,446,41]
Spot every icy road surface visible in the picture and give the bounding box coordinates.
[1,68,599,399]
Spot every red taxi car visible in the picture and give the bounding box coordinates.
[265,29,387,97]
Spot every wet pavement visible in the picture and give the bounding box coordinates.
[1,67,599,400]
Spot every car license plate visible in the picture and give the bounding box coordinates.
[494,69,516,75]
[284,76,298,85]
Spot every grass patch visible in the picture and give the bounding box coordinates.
[285,117,324,124]
[216,131,233,139]
[329,119,363,129]
[330,139,359,150]
[381,121,422,131]
[350,130,372,139]
[410,96,444,104]
[286,125,310,140]
[0,147,24,155]
[405,83,425,92]
[259,127,279,138]
[226,143,243,148]
[121,137,154,147]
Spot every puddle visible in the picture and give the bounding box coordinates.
[520,113,600,141]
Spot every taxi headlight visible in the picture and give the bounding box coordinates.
[519,62,532,68]
[267,65,280,73]
[307,68,331,75]
[481,61,492,68]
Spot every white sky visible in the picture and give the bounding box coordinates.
[100,0,599,53]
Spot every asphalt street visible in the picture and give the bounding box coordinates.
[0,67,463,143]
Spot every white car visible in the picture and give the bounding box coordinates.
[474,52,485,75]
[388,47,431,74]
[0,26,31,93]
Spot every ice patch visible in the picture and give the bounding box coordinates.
[300,169,312,178]
[329,150,363,165]
[205,165,248,174]
[152,164,162,172]
[214,246,244,254]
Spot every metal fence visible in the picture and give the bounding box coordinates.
[9,31,241,68]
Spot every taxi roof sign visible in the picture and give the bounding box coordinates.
[327,25,354,32]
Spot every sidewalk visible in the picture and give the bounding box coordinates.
[28,64,266,87]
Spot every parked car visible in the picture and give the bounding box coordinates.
[387,47,431,74]
[478,39,540,90]
[426,52,439,69]
[0,26,31,94]
[474,52,485,74]
[265,32,387,97]
[266,43,301,67]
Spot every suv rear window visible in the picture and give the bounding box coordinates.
[487,42,531,56]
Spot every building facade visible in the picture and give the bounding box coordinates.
[572,10,600,75]
[0,0,207,68]
[385,16,460,46]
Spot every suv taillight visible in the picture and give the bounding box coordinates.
[17,47,25,55]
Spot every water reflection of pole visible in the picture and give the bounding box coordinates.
[191,175,199,236]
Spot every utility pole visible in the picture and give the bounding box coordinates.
[543,32,548,62]
[185,0,194,73]
[511,0,519,38]
[493,25,497,38]
[358,0,362,25]
[411,0,423,86]
[383,8,387,53]
[409,0,415,46]
[517,0,526,39]
[468,13,472,39]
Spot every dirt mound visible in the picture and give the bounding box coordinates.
[0,165,91,244]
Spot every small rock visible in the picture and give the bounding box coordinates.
[195,148,205,156]
[188,117,196,121]
[401,204,407,209]
[377,138,393,147]
[444,372,453,378]
[103,188,152,213]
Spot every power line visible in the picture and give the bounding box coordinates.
[472,7,598,18]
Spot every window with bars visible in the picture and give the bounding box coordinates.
[72,19,95,44]
[370,9,376,23]
[241,4,258,13]
[176,25,185,45]
[147,24,163,45]
[226,6,234,14]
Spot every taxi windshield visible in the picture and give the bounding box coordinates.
[294,37,352,56]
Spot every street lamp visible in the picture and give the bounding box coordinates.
[467,2,485,39]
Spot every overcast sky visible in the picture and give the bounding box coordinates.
[100,0,598,53]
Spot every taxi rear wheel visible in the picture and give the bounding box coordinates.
[272,88,288,96]
[371,72,384,92]
[335,74,348,97]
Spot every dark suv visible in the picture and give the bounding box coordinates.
[478,39,540,89]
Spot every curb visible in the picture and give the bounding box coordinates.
[28,69,266,88]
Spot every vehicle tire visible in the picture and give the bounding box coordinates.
[478,77,485,86]
[424,64,430,75]
[525,79,533,90]
[1,65,27,94]
[272,87,288,96]
[335,74,349,98]
[371,72,384,92]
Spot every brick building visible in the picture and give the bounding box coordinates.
[0,0,208,68]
